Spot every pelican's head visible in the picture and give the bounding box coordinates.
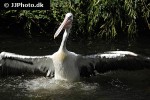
[54,13,73,39]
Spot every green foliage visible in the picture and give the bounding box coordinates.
[0,0,149,40]
[51,0,150,39]
[0,10,57,38]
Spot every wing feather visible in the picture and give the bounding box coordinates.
[0,52,54,77]
[77,51,150,77]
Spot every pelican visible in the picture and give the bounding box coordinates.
[0,13,150,81]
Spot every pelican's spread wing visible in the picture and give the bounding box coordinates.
[0,52,54,77]
[77,51,150,77]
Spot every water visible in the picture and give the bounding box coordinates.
[0,35,150,100]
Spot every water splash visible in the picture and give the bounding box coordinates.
[19,77,99,92]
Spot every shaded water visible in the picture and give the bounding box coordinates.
[0,35,150,100]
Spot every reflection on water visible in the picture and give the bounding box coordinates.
[0,35,150,100]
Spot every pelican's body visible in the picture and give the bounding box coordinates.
[52,50,79,81]
[0,13,150,81]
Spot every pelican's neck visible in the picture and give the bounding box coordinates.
[59,28,70,51]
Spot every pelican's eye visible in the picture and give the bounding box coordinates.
[68,16,73,20]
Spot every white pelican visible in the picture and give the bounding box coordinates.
[0,13,150,81]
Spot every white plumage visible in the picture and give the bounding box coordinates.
[0,13,150,81]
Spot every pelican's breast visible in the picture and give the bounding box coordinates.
[53,50,67,63]
[52,50,80,81]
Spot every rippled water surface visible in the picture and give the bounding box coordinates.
[0,35,150,100]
